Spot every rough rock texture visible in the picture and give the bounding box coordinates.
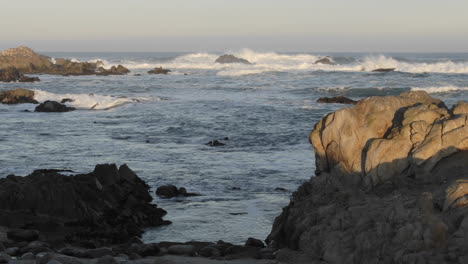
[0,67,40,82]
[314,57,335,65]
[97,65,130,76]
[35,100,76,112]
[0,47,129,76]
[268,91,468,264]
[0,88,37,104]
[215,54,251,64]
[317,96,357,105]
[147,67,171,74]
[0,164,170,246]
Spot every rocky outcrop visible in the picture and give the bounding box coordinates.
[97,65,130,76]
[314,57,335,65]
[0,164,170,246]
[317,96,357,105]
[0,88,37,104]
[268,92,468,263]
[35,101,76,112]
[0,67,40,82]
[0,47,130,76]
[147,67,171,74]
[215,54,251,64]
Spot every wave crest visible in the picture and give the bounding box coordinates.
[33,90,158,110]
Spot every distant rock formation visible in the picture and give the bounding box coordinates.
[148,67,171,74]
[0,46,130,76]
[215,54,251,64]
[316,96,357,104]
[314,57,335,65]
[268,91,468,263]
[97,65,130,76]
[0,88,37,104]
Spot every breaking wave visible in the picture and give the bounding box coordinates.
[83,49,468,76]
[33,90,158,110]
[411,86,468,94]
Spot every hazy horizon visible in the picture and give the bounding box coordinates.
[2,0,468,52]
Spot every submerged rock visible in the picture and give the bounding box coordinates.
[156,185,200,198]
[267,91,468,263]
[314,57,335,65]
[316,96,357,104]
[215,54,251,64]
[0,88,37,104]
[372,67,396,72]
[35,100,76,112]
[0,164,170,245]
[148,67,171,74]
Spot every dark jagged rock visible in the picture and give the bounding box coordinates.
[0,164,170,246]
[372,67,396,72]
[0,88,38,104]
[245,237,265,248]
[314,57,335,65]
[206,139,227,146]
[267,92,468,263]
[97,65,130,76]
[155,185,200,198]
[215,54,251,64]
[147,67,171,75]
[316,96,357,104]
[35,101,76,112]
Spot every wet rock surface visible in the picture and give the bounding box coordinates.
[314,57,335,65]
[0,89,37,104]
[372,67,396,72]
[0,67,39,83]
[268,91,468,263]
[147,67,171,74]
[156,185,200,198]
[316,96,357,104]
[215,55,251,64]
[35,101,76,112]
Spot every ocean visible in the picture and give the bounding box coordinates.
[1,49,467,244]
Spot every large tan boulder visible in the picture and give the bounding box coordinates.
[268,92,468,263]
[310,91,443,186]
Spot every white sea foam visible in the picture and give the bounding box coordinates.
[94,49,468,76]
[33,90,158,110]
[411,86,468,93]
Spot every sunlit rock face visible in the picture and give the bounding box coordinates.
[268,91,468,264]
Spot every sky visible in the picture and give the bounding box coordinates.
[1,0,468,52]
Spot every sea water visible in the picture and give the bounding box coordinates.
[1,49,467,243]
